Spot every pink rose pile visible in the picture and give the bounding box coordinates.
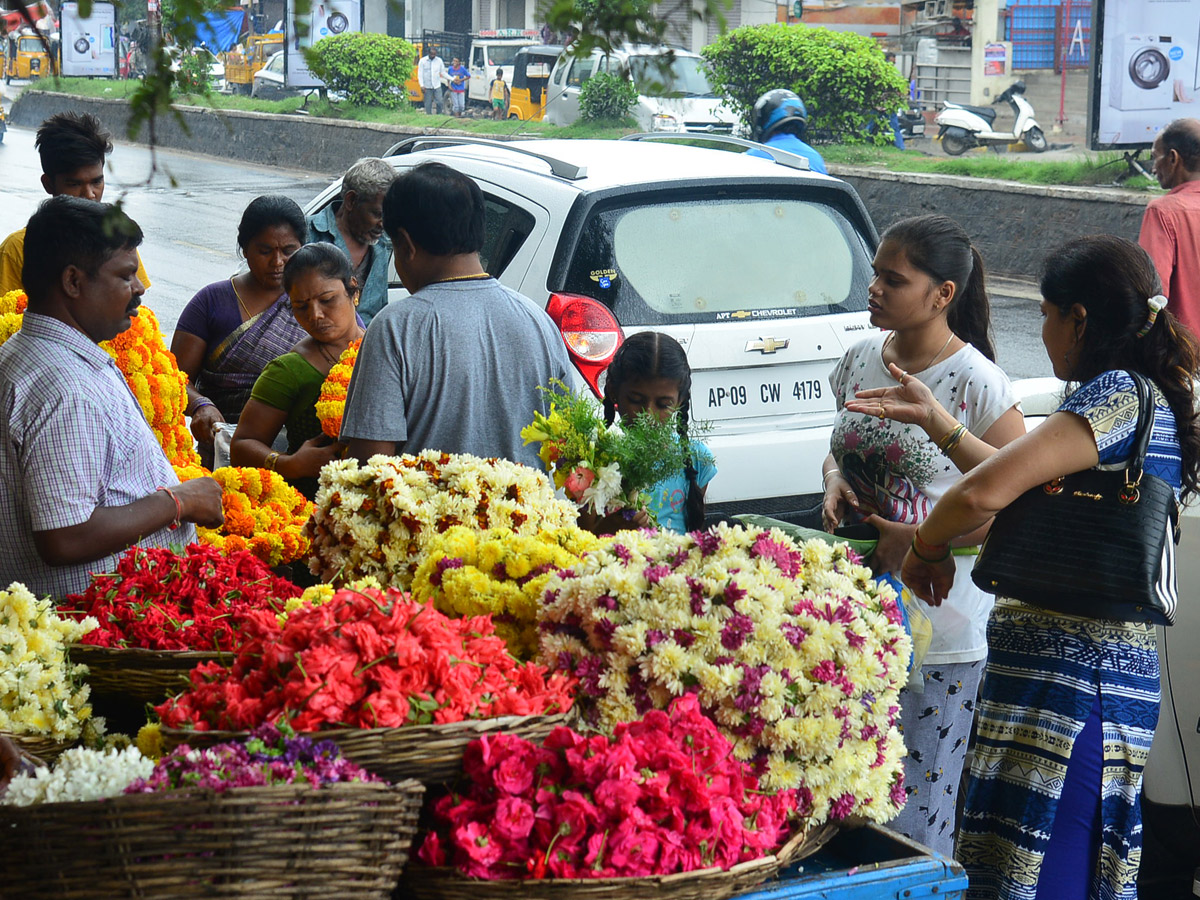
[418,694,801,880]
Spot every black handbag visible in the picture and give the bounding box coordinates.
[971,372,1180,626]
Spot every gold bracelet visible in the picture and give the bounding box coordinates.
[937,422,967,455]
[264,451,280,472]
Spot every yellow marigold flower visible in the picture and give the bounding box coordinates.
[136,722,164,760]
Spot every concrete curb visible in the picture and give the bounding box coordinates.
[9,90,1156,280]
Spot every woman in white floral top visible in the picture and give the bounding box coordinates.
[821,214,1025,856]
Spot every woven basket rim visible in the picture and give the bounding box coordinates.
[159,711,569,742]
[0,777,424,819]
[406,820,838,889]
[69,643,233,660]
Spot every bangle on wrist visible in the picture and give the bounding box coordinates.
[186,396,215,417]
[263,451,280,472]
[822,469,841,485]
[156,485,182,530]
[936,422,968,455]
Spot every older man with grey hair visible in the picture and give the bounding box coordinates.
[306,157,397,324]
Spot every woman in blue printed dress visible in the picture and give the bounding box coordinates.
[894,235,1200,900]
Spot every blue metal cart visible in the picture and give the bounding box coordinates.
[738,824,969,900]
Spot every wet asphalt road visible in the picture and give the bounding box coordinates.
[0,118,1055,378]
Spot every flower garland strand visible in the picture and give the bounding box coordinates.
[411,525,607,659]
[315,339,360,439]
[309,451,579,588]
[155,587,577,732]
[173,465,313,567]
[538,523,912,823]
[63,545,301,652]
[0,583,97,742]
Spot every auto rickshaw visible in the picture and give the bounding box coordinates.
[506,44,561,121]
[4,30,58,83]
[224,32,284,95]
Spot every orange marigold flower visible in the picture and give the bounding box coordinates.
[316,340,361,438]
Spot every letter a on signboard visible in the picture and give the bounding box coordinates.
[1069,19,1085,58]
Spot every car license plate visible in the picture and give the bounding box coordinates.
[693,364,831,421]
[910,123,926,135]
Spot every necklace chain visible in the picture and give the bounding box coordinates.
[230,277,252,321]
[434,273,491,284]
[883,330,956,374]
[317,326,365,368]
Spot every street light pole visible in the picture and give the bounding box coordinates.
[969,0,999,106]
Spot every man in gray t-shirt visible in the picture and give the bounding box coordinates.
[339,162,575,469]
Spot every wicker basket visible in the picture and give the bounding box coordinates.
[71,643,231,703]
[0,779,424,900]
[0,731,74,765]
[401,821,839,900]
[160,713,568,786]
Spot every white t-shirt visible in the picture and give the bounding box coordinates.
[829,334,1018,664]
[417,55,446,89]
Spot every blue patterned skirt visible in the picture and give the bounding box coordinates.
[957,598,1160,900]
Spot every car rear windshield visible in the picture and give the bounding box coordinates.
[559,190,873,325]
[625,55,714,98]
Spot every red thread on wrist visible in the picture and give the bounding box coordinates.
[157,486,182,530]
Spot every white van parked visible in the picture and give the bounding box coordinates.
[544,45,739,134]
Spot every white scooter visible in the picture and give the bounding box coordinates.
[935,79,1047,156]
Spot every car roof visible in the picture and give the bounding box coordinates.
[398,138,836,192]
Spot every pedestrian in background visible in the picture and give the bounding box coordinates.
[823,214,1024,857]
[901,235,1200,900]
[489,68,510,119]
[1139,117,1200,337]
[417,44,445,115]
[447,56,469,117]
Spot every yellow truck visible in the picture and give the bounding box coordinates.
[224,32,283,95]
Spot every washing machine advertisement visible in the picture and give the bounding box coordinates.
[59,1,117,78]
[1091,0,1200,148]
[285,0,362,88]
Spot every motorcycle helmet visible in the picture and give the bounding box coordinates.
[752,89,808,143]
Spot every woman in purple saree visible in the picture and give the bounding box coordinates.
[171,196,309,466]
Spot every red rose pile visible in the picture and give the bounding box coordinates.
[418,694,801,880]
[63,544,300,651]
[155,587,577,732]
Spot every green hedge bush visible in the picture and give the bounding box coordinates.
[701,24,908,146]
[579,72,638,121]
[306,32,417,108]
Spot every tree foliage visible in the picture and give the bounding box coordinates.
[701,24,908,146]
[579,72,638,122]
[174,51,213,95]
[542,0,730,60]
[305,32,417,109]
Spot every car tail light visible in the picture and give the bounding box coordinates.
[546,293,623,397]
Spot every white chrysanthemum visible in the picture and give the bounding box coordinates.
[2,745,153,807]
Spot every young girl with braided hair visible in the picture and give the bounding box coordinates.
[592,331,715,534]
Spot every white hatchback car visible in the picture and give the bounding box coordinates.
[303,136,878,522]
[543,45,739,135]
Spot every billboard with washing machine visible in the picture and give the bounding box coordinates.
[60,1,117,78]
[1090,0,1200,149]
[284,0,362,89]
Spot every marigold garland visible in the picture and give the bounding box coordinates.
[173,465,314,567]
[315,340,360,439]
[0,294,200,469]
[0,289,26,345]
[101,306,201,468]
[309,451,580,588]
[411,525,607,659]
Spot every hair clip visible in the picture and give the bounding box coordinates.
[1136,294,1168,338]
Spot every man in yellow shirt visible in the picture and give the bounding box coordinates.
[0,112,151,295]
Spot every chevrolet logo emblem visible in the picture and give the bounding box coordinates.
[746,337,790,354]
[731,310,752,319]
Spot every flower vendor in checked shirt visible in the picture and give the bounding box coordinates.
[0,197,224,598]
